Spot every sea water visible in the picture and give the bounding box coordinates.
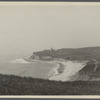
[0,54,57,79]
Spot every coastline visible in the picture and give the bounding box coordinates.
[24,58,66,77]
[49,61,87,81]
[57,63,65,75]
[24,58,87,81]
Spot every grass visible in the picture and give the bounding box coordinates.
[0,74,100,95]
[79,62,95,74]
[33,47,100,60]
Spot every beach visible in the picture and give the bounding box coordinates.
[49,61,87,81]
[24,59,87,81]
[22,58,88,81]
[0,57,87,82]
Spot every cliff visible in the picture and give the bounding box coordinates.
[30,47,100,61]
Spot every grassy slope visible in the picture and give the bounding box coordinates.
[0,74,100,95]
[34,47,100,60]
[80,63,100,78]
[70,61,100,81]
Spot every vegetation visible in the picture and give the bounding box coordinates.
[0,74,100,95]
[79,61,95,74]
[34,47,100,60]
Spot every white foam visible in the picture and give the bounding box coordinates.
[9,58,30,64]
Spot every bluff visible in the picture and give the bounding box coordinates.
[30,47,100,61]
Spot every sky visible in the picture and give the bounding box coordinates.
[0,2,100,55]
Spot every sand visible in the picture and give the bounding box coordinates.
[7,58,87,81]
[49,61,87,81]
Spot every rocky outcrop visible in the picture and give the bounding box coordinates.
[29,53,54,61]
[29,53,40,60]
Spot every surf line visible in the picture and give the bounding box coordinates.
[54,62,65,76]
[49,61,87,81]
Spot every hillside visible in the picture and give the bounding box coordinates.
[31,47,100,60]
[1,74,100,95]
[29,47,100,81]
[70,60,100,81]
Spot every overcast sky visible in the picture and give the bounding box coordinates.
[0,2,100,55]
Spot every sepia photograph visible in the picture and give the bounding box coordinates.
[0,2,100,96]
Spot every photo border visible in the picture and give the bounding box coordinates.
[0,1,100,99]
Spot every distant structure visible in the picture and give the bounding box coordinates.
[51,48,55,52]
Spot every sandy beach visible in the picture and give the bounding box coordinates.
[49,61,87,81]
[24,59,87,81]
[6,58,87,81]
[23,58,87,81]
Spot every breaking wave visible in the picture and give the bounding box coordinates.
[9,58,30,64]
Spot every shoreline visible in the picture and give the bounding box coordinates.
[57,63,65,75]
[24,58,87,81]
[49,61,87,81]
[24,58,66,77]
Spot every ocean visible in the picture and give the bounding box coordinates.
[0,54,57,79]
[0,55,87,81]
